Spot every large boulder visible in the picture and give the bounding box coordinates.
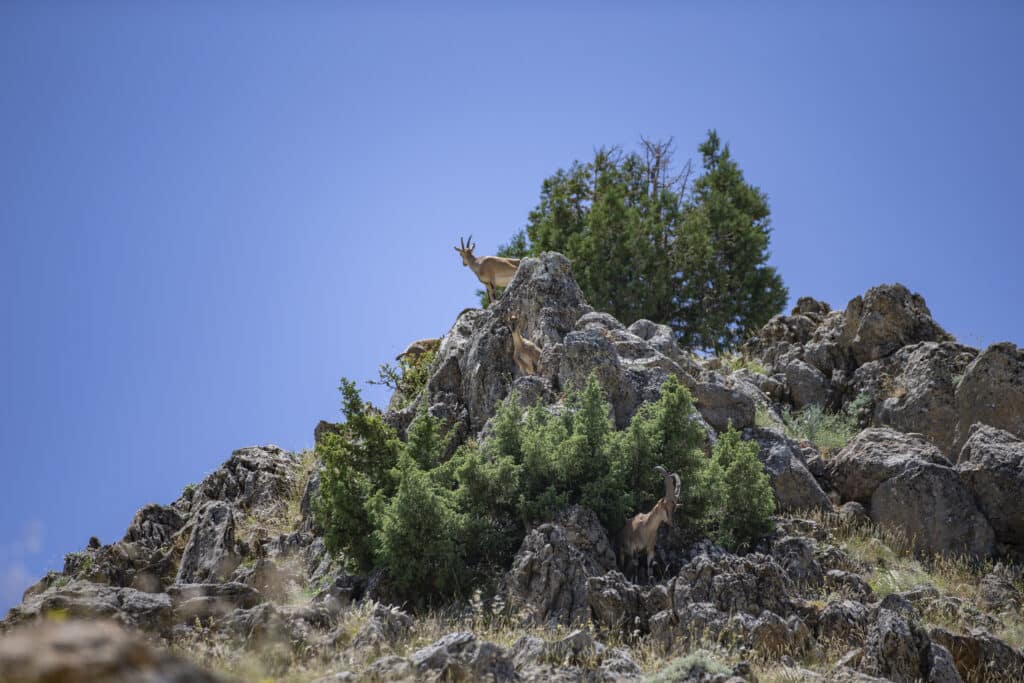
[956,424,1024,547]
[672,552,795,618]
[123,504,185,549]
[929,626,1024,682]
[856,608,961,683]
[692,375,756,432]
[560,312,686,428]
[175,501,241,584]
[871,461,994,558]
[839,284,953,367]
[505,506,615,626]
[192,445,298,516]
[954,342,1024,453]
[824,428,950,504]
[851,342,977,457]
[2,581,172,634]
[410,632,516,682]
[0,619,224,683]
[744,428,832,512]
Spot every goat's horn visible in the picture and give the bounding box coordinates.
[654,465,668,477]
[467,234,474,249]
[673,473,681,501]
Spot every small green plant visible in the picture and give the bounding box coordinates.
[647,651,733,682]
[782,403,858,455]
[370,349,436,409]
[754,403,776,428]
[721,352,767,375]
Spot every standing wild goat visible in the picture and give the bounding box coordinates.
[454,235,521,304]
[506,312,542,376]
[395,338,441,362]
[617,465,681,583]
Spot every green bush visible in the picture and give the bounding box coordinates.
[370,349,436,409]
[782,403,859,455]
[315,372,772,603]
[705,427,776,550]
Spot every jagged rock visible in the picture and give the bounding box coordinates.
[586,571,669,634]
[410,632,516,682]
[193,445,297,515]
[770,536,824,588]
[61,541,162,589]
[510,375,555,409]
[978,568,1022,612]
[233,558,289,602]
[839,284,953,367]
[349,604,413,658]
[0,619,224,683]
[362,655,415,682]
[512,629,641,680]
[628,319,701,375]
[560,312,686,428]
[745,428,832,511]
[746,610,814,657]
[837,502,871,526]
[851,342,976,457]
[929,626,1024,682]
[824,570,873,602]
[123,503,185,549]
[3,580,172,634]
[781,357,831,409]
[824,428,950,504]
[674,552,794,617]
[817,600,870,647]
[168,582,262,622]
[956,424,1024,548]
[871,461,994,558]
[299,465,322,534]
[505,506,615,626]
[175,500,240,584]
[692,376,756,432]
[857,608,962,683]
[954,342,1024,453]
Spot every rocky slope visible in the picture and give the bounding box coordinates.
[3,253,1024,682]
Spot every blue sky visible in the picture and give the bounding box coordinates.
[1,2,1022,611]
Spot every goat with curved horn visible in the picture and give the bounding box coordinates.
[617,465,681,584]
[454,236,521,306]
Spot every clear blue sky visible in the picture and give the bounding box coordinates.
[2,2,1022,611]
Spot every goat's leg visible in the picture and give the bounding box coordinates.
[485,282,495,307]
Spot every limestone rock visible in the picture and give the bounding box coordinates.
[956,423,1024,548]
[193,445,298,515]
[175,501,241,584]
[745,428,832,512]
[505,506,615,626]
[123,504,185,549]
[871,461,994,558]
[0,619,224,683]
[825,428,950,504]
[411,632,516,682]
[840,284,952,366]
[954,342,1024,452]
[2,581,172,634]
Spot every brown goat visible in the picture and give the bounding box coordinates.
[617,465,681,583]
[454,235,521,304]
[506,312,542,376]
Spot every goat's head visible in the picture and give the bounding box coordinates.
[454,235,476,266]
[654,465,682,526]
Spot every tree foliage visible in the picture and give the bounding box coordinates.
[313,373,774,604]
[502,132,788,351]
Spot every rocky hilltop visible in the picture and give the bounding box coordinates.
[3,253,1024,682]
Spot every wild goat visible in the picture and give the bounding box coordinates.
[454,235,520,304]
[617,465,681,584]
[395,338,441,362]
[506,312,542,376]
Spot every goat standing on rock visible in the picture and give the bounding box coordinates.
[617,465,681,584]
[506,312,542,376]
[454,235,520,305]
